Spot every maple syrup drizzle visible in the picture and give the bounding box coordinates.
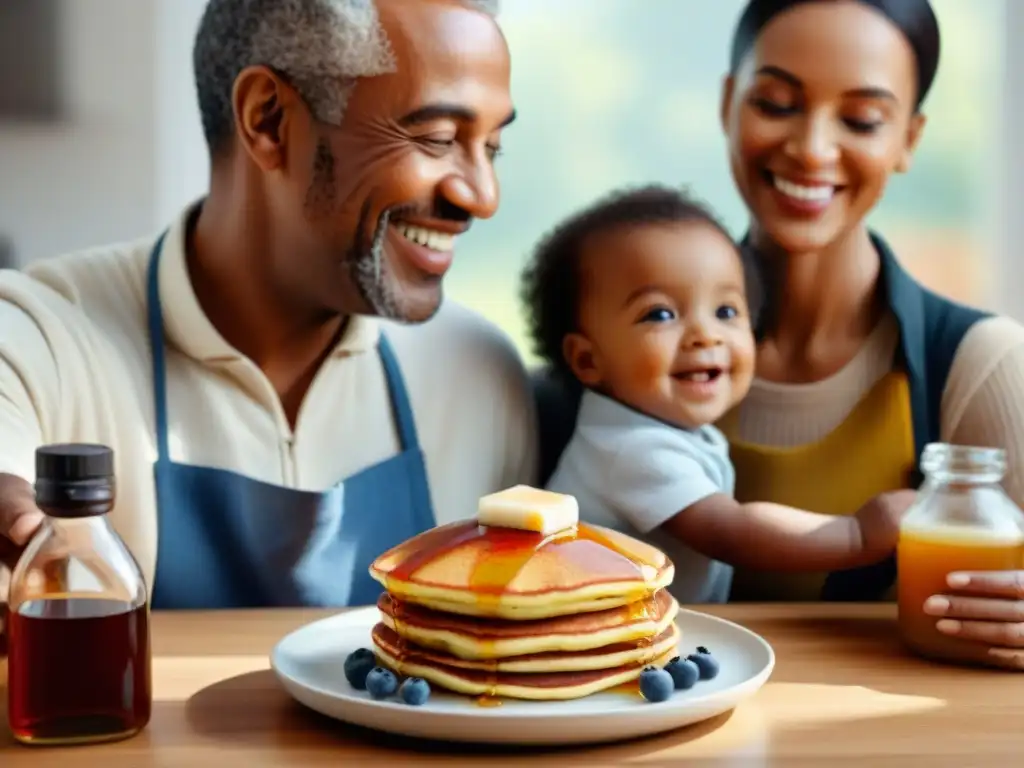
[386,522,484,584]
[388,522,656,589]
[474,694,502,708]
[463,523,656,605]
[467,528,553,611]
[609,679,643,698]
[384,520,662,707]
[473,659,501,707]
[626,591,659,650]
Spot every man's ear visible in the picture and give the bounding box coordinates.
[562,332,603,388]
[232,65,303,171]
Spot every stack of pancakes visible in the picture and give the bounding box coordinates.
[367,519,678,700]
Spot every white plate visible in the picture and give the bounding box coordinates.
[270,606,774,746]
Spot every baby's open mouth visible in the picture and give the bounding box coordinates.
[673,368,723,383]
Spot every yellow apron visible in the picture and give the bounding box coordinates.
[717,371,917,602]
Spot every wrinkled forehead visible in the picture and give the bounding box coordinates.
[372,0,511,112]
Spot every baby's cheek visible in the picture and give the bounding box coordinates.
[628,342,675,390]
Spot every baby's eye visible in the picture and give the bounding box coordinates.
[716,305,739,321]
[640,307,675,323]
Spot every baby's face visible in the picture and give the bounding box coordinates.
[566,221,756,429]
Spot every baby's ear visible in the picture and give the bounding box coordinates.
[562,333,602,387]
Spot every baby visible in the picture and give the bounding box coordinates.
[520,185,912,602]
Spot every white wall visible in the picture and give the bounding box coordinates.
[995,1,1024,320]
[154,0,210,228]
[0,0,208,265]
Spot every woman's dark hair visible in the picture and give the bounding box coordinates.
[519,185,759,385]
[729,0,941,110]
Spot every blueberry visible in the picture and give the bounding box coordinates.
[687,647,720,680]
[399,677,431,706]
[663,656,700,690]
[638,666,674,703]
[343,648,377,690]
[365,666,399,699]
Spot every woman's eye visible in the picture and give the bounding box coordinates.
[716,305,739,321]
[843,118,882,134]
[641,307,675,323]
[751,98,797,117]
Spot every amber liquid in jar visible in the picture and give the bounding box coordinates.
[898,525,1022,663]
[7,596,151,745]
[896,443,1024,666]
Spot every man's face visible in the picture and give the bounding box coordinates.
[278,0,514,323]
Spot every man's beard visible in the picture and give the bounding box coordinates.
[345,201,446,324]
[347,203,402,319]
[306,140,444,323]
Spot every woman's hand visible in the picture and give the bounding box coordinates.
[923,571,1024,669]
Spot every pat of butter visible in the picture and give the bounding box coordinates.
[478,485,579,535]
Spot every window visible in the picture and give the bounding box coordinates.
[446,0,1007,360]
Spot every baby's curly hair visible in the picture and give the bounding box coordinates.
[519,184,758,384]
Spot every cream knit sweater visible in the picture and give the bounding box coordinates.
[732,313,1024,507]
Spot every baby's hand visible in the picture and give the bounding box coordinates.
[853,490,918,560]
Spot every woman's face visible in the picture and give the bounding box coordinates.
[721,1,926,255]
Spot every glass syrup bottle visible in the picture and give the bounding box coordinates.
[6,444,152,745]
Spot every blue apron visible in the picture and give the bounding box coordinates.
[144,234,436,609]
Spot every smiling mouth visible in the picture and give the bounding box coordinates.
[392,222,457,253]
[673,367,724,383]
[763,171,844,204]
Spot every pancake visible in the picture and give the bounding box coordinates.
[371,622,681,674]
[377,589,679,660]
[369,519,674,619]
[372,634,678,700]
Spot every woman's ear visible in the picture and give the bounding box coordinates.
[562,333,603,388]
[895,112,927,173]
[720,75,736,134]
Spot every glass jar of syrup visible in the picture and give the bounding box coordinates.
[6,444,151,746]
[897,443,1024,665]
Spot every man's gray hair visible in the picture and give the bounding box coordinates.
[194,0,500,156]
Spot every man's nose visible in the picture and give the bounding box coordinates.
[439,161,499,220]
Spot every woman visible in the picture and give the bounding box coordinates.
[530,0,1024,670]
[714,0,1024,668]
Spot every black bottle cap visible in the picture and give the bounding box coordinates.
[36,444,114,481]
[35,444,115,517]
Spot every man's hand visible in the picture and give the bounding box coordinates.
[0,472,44,571]
[0,472,43,648]
[923,571,1024,670]
[853,489,918,561]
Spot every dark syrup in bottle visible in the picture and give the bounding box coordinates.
[8,597,151,744]
[6,444,152,746]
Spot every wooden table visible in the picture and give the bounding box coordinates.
[0,604,1021,766]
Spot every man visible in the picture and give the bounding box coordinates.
[0,0,536,612]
